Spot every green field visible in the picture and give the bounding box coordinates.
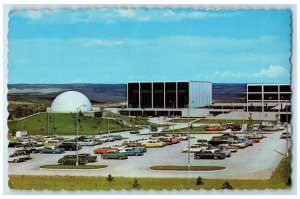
[8,113,135,135]
[150,165,225,171]
[8,156,291,190]
[40,165,108,169]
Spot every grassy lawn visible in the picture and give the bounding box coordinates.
[110,113,151,126]
[40,165,108,169]
[150,166,225,171]
[8,156,291,190]
[8,113,133,135]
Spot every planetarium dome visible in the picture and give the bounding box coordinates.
[50,91,92,113]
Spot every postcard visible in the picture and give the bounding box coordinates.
[5,6,293,193]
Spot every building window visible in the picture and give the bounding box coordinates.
[128,83,139,108]
[264,85,278,92]
[280,85,291,92]
[248,85,262,92]
[248,93,262,100]
[264,93,278,100]
[165,82,176,108]
[177,82,189,108]
[153,83,164,108]
[140,83,152,108]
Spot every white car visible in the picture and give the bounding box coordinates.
[112,145,126,151]
[182,145,208,153]
[8,154,24,163]
[228,140,247,148]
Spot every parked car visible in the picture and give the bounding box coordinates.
[194,150,225,160]
[79,153,97,162]
[119,148,143,156]
[182,144,208,153]
[160,137,173,145]
[101,150,128,159]
[171,137,181,144]
[58,142,80,151]
[8,141,23,148]
[93,147,118,154]
[79,139,98,146]
[58,155,88,165]
[238,137,253,146]
[280,132,291,139]
[125,144,147,152]
[140,140,166,148]
[112,145,127,151]
[40,146,65,154]
[228,140,247,148]
[218,144,238,152]
[208,146,231,157]
[130,131,140,134]
[8,154,25,163]
[13,150,32,160]
[44,139,61,147]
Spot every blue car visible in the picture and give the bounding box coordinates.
[238,137,253,146]
[40,146,65,154]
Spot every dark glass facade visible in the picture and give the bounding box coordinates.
[165,82,177,108]
[177,82,189,108]
[140,83,152,108]
[128,83,139,108]
[153,83,164,108]
[128,82,190,109]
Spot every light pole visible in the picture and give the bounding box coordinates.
[107,104,110,136]
[187,102,191,170]
[169,101,175,135]
[47,111,50,136]
[76,104,86,166]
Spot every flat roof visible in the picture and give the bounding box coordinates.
[127,81,212,83]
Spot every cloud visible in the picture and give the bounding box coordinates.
[209,65,289,79]
[15,9,241,24]
[25,10,42,20]
[82,39,126,47]
[252,65,289,78]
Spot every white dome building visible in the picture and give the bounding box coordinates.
[50,91,92,113]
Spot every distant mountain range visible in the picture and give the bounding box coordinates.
[8,83,246,103]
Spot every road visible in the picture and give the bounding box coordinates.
[8,126,289,179]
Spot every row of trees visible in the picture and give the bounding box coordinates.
[8,104,47,120]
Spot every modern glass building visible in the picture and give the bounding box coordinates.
[126,81,212,116]
[247,84,291,122]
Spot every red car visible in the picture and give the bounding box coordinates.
[171,137,181,144]
[248,137,260,143]
[160,138,173,145]
[93,147,118,154]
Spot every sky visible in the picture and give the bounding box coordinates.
[8,8,292,84]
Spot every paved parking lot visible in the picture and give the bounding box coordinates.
[8,127,289,179]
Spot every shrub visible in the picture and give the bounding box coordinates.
[133,179,139,188]
[221,181,233,190]
[107,174,113,182]
[196,176,203,185]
